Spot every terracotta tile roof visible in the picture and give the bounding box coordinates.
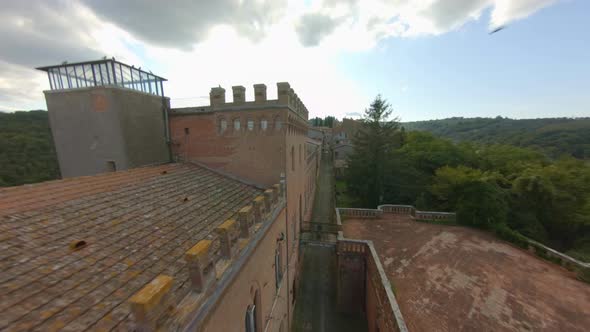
[0,163,262,331]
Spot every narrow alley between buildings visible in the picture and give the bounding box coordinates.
[292,149,367,332]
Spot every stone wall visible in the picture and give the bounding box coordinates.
[336,238,408,332]
[128,182,289,331]
[169,82,318,329]
[333,204,459,332]
[45,86,170,178]
[373,204,589,272]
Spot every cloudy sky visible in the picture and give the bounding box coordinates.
[0,0,588,121]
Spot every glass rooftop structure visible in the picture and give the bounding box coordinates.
[36,59,167,97]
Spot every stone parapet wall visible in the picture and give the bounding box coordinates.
[377,204,456,221]
[338,208,383,219]
[340,203,590,282]
[525,238,590,271]
[336,204,456,223]
[128,182,287,331]
[336,238,408,332]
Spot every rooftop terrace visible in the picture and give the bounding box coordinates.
[36,59,166,97]
[342,214,590,331]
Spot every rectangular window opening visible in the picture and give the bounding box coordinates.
[106,161,117,172]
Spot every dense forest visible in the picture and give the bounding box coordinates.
[0,111,60,187]
[343,97,590,264]
[403,117,590,159]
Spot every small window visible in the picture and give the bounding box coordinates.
[260,119,268,131]
[299,145,302,165]
[106,161,116,172]
[233,118,241,131]
[184,127,190,135]
[247,119,254,131]
[219,119,227,133]
[275,117,282,131]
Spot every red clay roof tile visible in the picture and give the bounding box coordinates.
[0,163,261,331]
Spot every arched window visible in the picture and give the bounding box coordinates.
[260,118,268,131]
[246,287,261,332]
[247,119,254,131]
[275,116,282,131]
[245,305,257,332]
[219,118,227,134]
[233,118,241,131]
[275,242,283,290]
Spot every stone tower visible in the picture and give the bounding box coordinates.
[37,59,170,178]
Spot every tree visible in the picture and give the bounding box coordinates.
[324,116,336,128]
[431,166,508,228]
[309,117,323,127]
[0,111,60,187]
[345,95,401,207]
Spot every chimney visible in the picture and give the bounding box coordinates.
[254,84,267,103]
[210,86,226,107]
[232,86,246,104]
[277,82,290,104]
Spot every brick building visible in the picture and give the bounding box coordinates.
[0,59,320,331]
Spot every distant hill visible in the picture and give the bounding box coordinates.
[403,117,590,159]
[0,111,60,186]
[2,112,589,186]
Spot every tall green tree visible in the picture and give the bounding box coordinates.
[324,116,336,128]
[431,166,508,228]
[345,95,401,207]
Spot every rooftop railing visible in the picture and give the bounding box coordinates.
[36,59,167,97]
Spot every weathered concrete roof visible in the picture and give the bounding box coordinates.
[342,215,590,332]
[0,163,261,331]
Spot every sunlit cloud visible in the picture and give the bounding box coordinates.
[0,0,561,117]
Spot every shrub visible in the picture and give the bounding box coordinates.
[577,267,590,284]
[493,224,529,249]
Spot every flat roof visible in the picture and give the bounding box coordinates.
[0,163,261,330]
[342,215,590,331]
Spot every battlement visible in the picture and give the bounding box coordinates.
[205,82,309,120]
[128,180,287,330]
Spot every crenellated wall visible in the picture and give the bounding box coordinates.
[128,182,289,331]
[167,82,319,331]
[169,82,309,188]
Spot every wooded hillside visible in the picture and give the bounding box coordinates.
[403,117,590,159]
[0,111,60,187]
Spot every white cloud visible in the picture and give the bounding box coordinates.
[491,0,558,28]
[0,0,560,116]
